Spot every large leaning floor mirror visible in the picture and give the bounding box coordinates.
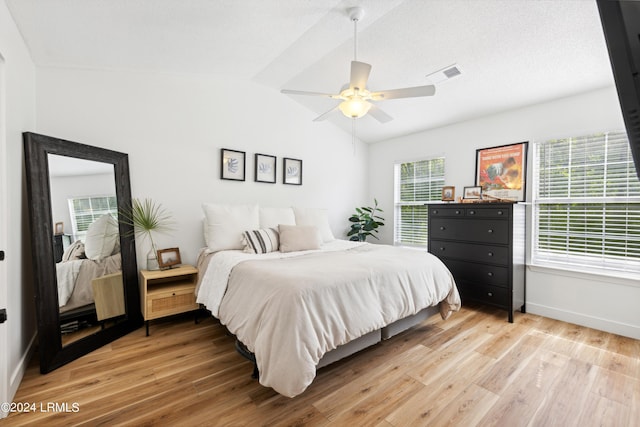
[24,132,142,373]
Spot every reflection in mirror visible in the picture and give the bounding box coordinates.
[48,155,125,346]
[24,132,142,374]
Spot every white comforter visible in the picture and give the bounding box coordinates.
[196,241,460,397]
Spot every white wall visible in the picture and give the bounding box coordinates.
[35,67,369,266]
[368,86,640,339]
[0,0,37,415]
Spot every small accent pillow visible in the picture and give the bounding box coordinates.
[242,228,279,254]
[292,207,335,243]
[278,224,322,253]
[84,214,119,261]
[61,240,86,262]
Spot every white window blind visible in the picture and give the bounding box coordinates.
[394,157,445,247]
[68,195,118,239]
[533,131,640,273]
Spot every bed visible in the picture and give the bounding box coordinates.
[195,203,461,397]
[56,214,123,324]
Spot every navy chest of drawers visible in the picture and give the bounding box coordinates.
[427,203,525,322]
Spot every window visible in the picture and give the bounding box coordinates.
[68,195,118,239]
[533,131,640,273]
[394,157,445,247]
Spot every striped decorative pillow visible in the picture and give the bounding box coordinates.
[242,228,279,254]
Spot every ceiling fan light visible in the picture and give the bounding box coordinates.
[339,98,371,118]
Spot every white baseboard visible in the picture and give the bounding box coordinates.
[8,331,36,402]
[527,303,640,340]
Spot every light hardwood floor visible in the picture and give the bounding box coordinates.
[6,303,640,426]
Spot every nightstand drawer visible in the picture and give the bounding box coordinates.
[431,240,510,265]
[441,259,509,288]
[146,287,198,320]
[457,281,509,307]
[430,218,509,244]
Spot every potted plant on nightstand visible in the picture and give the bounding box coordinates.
[121,198,174,270]
[347,199,385,242]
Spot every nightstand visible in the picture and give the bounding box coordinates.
[139,265,199,336]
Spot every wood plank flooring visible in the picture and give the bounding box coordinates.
[6,303,640,426]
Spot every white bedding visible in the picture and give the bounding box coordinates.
[196,241,460,397]
[56,259,83,307]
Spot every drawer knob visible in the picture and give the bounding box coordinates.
[488,252,494,257]
[455,210,461,215]
[487,292,493,297]
[440,226,446,231]
[172,292,176,296]
[487,229,493,233]
[469,210,476,215]
[433,210,438,214]
[439,247,445,251]
[487,272,493,277]
[497,211,503,215]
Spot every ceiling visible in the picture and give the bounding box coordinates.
[6,0,616,144]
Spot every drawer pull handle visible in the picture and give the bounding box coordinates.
[433,210,438,214]
[497,211,503,215]
[487,292,493,297]
[455,210,461,215]
[172,293,176,296]
[469,210,476,215]
[439,247,445,251]
[440,226,446,230]
[487,272,493,277]
[487,229,493,233]
[487,252,493,257]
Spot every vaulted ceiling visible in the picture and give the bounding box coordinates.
[6,0,615,143]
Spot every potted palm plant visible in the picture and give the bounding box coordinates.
[347,199,385,242]
[120,198,174,270]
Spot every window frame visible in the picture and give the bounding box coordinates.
[68,194,119,240]
[532,130,640,274]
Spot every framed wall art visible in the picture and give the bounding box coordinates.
[283,157,302,185]
[255,153,276,183]
[475,141,528,201]
[220,148,246,181]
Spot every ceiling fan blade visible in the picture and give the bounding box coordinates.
[370,85,436,100]
[312,105,340,122]
[350,61,372,91]
[281,89,341,99]
[368,104,393,123]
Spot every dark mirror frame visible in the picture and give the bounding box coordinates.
[24,132,143,373]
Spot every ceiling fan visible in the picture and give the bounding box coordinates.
[281,6,436,123]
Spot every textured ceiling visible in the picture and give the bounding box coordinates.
[6,0,615,143]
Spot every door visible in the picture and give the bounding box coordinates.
[0,52,8,419]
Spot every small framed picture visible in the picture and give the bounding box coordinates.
[442,186,455,201]
[463,186,482,200]
[221,148,246,181]
[157,247,181,269]
[255,153,276,183]
[54,222,64,235]
[283,157,302,185]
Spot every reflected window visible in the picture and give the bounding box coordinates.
[68,195,118,240]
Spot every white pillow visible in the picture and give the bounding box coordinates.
[292,207,335,242]
[203,203,259,252]
[278,225,322,253]
[84,214,119,261]
[259,207,295,229]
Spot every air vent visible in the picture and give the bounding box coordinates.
[426,64,462,84]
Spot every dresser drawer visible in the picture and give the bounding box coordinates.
[428,207,465,217]
[146,287,198,320]
[430,240,510,265]
[440,259,509,288]
[465,207,510,218]
[430,218,509,244]
[456,280,509,307]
